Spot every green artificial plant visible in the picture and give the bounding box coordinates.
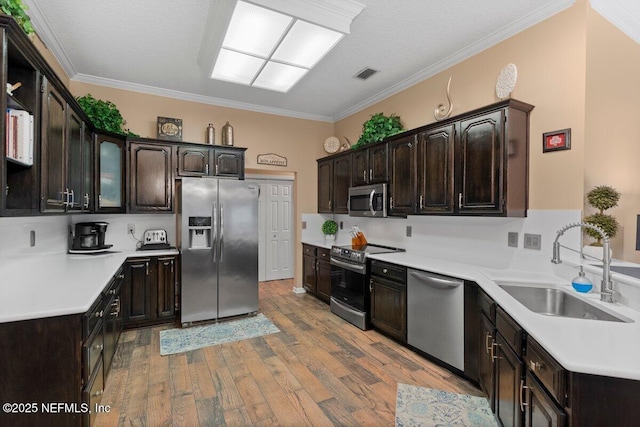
[0,0,34,35]
[76,94,138,136]
[584,185,621,246]
[353,113,404,149]
[321,220,338,236]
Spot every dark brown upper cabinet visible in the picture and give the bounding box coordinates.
[128,139,174,213]
[40,79,67,212]
[351,143,388,187]
[317,151,350,214]
[95,132,126,213]
[417,123,455,214]
[177,144,245,179]
[388,135,417,215]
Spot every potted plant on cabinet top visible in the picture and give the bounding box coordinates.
[1,0,34,35]
[583,185,620,259]
[322,220,338,242]
[352,112,404,149]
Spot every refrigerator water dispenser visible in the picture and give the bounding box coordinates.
[188,216,212,249]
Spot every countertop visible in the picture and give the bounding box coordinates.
[369,251,640,381]
[0,248,179,324]
[302,239,640,381]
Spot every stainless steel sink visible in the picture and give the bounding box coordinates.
[498,284,631,322]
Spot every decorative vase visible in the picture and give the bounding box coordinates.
[206,123,215,144]
[222,121,234,146]
[325,234,335,242]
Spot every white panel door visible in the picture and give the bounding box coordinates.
[265,181,293,280]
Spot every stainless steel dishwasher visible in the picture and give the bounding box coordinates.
[407,268,465,371]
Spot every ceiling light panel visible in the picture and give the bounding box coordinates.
[222,1,292,57]
[271,20,343,68]
[253,62,308,92]
[211,49,265,84]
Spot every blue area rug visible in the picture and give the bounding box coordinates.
[395,384,497,426]
[159,313,280,356]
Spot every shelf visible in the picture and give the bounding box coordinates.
[6,156,32,167]
[7,94,29,112]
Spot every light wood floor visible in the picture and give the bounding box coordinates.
[95,279,481,426]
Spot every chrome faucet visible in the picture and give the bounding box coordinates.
[551,222,614,302]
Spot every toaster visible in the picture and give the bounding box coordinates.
[143,229,168,245]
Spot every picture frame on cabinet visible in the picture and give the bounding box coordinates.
[542,128,571,152]
[157,116,183,141]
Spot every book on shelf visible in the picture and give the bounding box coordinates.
[5,108,33,166]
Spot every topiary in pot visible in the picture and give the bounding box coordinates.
[583,185,620,246]
[321,220,338,241]
[352,112,404,149]
[76,93,139,137]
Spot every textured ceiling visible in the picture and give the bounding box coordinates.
[24,0,585,122]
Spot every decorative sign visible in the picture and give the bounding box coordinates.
[257,153,287,167]
[157,116,182,141]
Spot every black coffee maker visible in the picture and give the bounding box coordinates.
[70,222,111,252]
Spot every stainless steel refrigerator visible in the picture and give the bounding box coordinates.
[179,177,259,325]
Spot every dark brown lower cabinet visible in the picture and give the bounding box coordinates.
[478,313,496,411]
[495,333,523,427]
[524,371,565,427]
[123,255,179,328]
[369,260,407,342]
[301,244,331,303]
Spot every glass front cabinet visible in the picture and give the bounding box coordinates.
[95,132,126,213]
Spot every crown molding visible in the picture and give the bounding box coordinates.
[590,0,640,45]
[332,0,575,121]
[23,0,78,79]
[72,73,334,122]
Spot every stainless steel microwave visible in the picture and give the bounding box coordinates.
[348,183,387,217]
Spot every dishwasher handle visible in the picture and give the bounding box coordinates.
[409,270,462,290]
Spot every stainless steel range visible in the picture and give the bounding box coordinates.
[330,243,404,330]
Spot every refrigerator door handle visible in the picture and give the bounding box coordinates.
[212,200,218,262]
[220,203,224,261]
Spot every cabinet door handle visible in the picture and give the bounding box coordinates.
[419,195,424,210]
[519,379,530,412]
[458,192,463,209]
[369,169,372,181]
[83,193,90,209]
[170,259,174,273]
[95,310,104,318]
[363,170,367,181]
[205,164,209,175]
[369,278,374,292]
[390,197,394,210]
[329,200,332,210]
[145,262,149,276]
[93,343,104,350]
[92,389,104,397]
[490,341,498,361]
[485,332,493,354]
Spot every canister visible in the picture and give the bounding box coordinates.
[206,123,215,144]
[222,121,234,146]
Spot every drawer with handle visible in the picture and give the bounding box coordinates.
[82,319,104,384]
[526,335,566,406]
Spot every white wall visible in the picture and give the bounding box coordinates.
[0,214,176,259]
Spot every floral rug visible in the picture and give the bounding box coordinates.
[395,384,497,426]
[159,313,280,356]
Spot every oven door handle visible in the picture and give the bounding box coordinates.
[330,257,366,273]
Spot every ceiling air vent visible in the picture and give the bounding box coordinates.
[354,67,378,80]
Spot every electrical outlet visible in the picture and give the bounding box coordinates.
[524,233,542,250]
[127,224,135,235]
[406,226,412,237]
[340,221,344,230]
[508,232,518,248]
[301,221,307,230]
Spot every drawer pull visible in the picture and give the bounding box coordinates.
[95,310,104,318]
[92,389,104,397]
[93,343,104,351]
[485,332,493,354]
[383,268,388,274]
[529,360,544,372]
